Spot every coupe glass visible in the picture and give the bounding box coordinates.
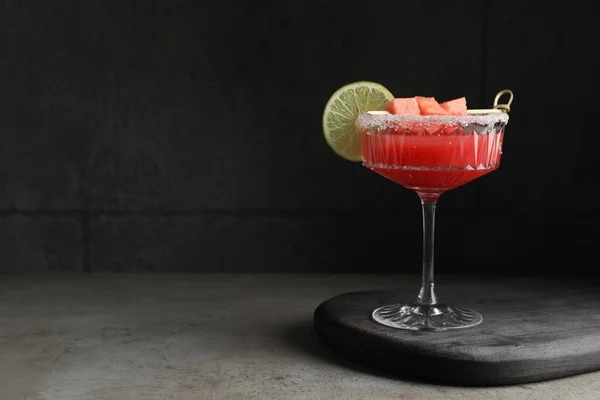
[357,111,509,331]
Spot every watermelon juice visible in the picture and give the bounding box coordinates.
[357,113,508,195]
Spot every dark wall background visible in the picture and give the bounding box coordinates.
[0,1,598,275]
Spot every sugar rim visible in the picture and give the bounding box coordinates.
[356,112,509,130]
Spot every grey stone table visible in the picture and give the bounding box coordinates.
[1,273,599,400]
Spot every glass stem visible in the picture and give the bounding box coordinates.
[417,196,438,306]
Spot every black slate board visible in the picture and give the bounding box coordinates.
[313,277,600,386]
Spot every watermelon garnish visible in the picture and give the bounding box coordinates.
[416,96,449,115]
[440,97,468,115]
[384,98,420,115]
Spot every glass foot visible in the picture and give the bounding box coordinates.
[372,303,483,331]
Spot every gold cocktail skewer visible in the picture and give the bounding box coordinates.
[366,89,515,116]
[467,89,514,114]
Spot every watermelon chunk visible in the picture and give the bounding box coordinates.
[384,97,420,115]
[440,97,468,115]
[416,96,449,115]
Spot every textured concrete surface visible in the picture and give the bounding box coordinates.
[0,0,483,212]
[1,1,597,278]
[0,216,82,272]
[1,274,599,400]
[3,211,594,275]
[482,3,596,211]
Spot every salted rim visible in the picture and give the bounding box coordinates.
[356,112,509,130]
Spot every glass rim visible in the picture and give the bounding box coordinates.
[356,112,509,130]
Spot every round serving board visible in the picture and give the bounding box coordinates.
[313,277,600,386]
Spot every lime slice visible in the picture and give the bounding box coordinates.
[322,81,394,161]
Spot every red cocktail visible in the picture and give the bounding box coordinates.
[360,113,507,197]
[357,111,510,330]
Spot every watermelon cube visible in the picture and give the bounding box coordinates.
[416,96,449,115]
[384,97,420,115]
[440,97,468,115]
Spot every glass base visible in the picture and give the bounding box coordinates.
[372,303,483,331]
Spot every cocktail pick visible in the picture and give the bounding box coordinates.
[467,89,514,114]
[368,90,515,116]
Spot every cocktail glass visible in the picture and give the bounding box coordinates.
[357,111,509,331]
